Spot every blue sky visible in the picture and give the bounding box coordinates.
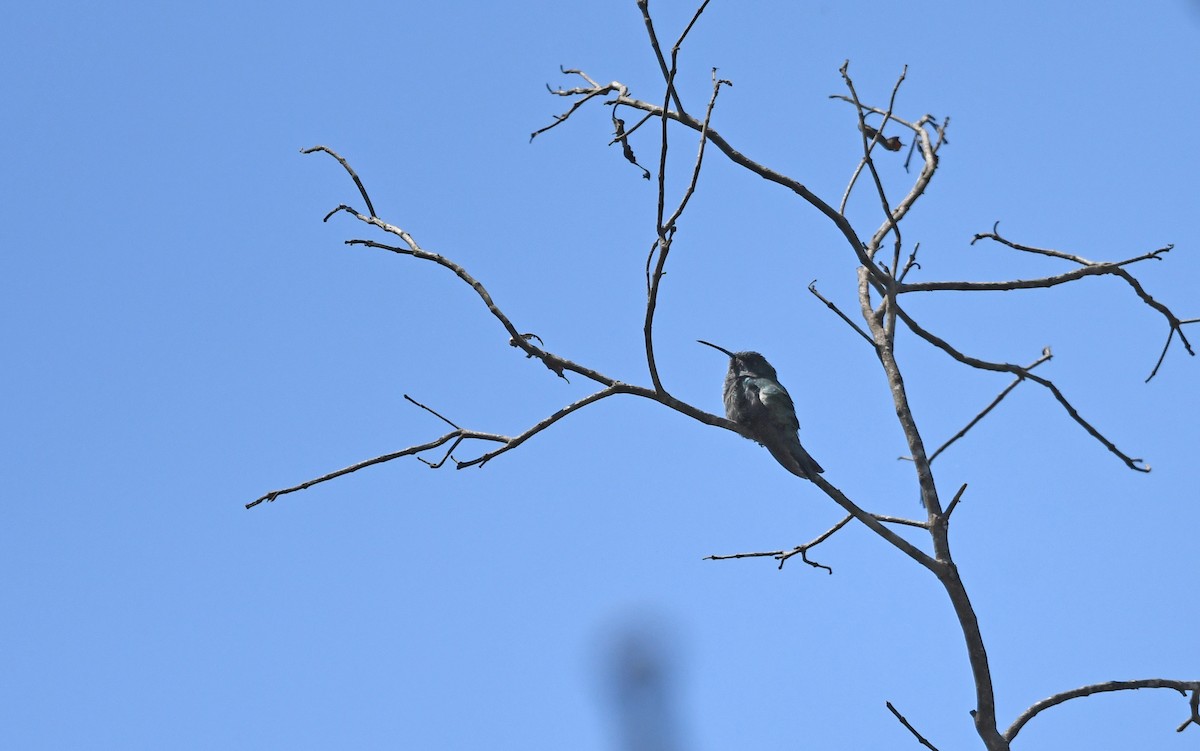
[3,1,1199,749]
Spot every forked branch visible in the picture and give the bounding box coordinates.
[892,304,1149,472]
[924,349,1054,464]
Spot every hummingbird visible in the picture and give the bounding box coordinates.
[698,340,824,480]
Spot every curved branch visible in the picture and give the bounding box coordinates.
[537,71,910,289]
[645,69,729,393]
[321,201,614,387]
[608,91,880,276]
[1005,679,1200,742]
[256,219,934,568]
[961,229,1192,380]
[899,250,1169,293]
[301,145,377,218]
[456,384,636,468]
[829,92,945,259]
[892,304,1149,472]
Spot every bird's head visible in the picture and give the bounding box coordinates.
[697,340,778,381]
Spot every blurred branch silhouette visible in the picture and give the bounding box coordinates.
[253,2,1197,749]
[604,620,685,751]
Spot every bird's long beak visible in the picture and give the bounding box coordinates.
[696,339,735,358]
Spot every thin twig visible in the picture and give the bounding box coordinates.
[706,515,854,574]
[416,436,464,469]
[1148,318,1200,382]
[531,71,623,141]
[455,385,631,469]
[635,0,699,117]
[839,63,902,265]
[924,349,1053,464]
[403,394,461,430]
[897,242,922,283]
[301,146,377,218]
[837,76,907,215]
[874,513,929,529]
[886,701,941,751]
[245,431,503,509]
[644,58,727,394]
[942,483,967,521]
[661,69,728,232]
[320,199,614,386]
[829,91,945,262]
[609,109,656,145]
[808,281,874,345]
[553,81,879,274]
[964,225,1191,380]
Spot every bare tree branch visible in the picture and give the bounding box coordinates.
[542,79,885,278]
[636,0,687,116]
[263,150,945,574]
[857,253,1009,749]
[960,225,1193,381]
[829,92,945,262]
[941,482,965,515]
[531,70,622,142]
[271,13,1196,751]
[644,66,728,393]
[923,349,1054,465]
[706,514,853,573]
[839,62,906,264]
[300,145,377,218]
[887,701,941,751]
[455,384,633,469]
[1005,679,1200,742]
[245,430,501,509]
[403,394,461,430]
[1179,689,1200,733]
[892,303,1149,472]
[808,281,875,345]
[897,242,922,283]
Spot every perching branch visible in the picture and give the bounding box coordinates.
[262,134,942,577]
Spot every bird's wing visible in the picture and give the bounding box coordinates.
[751,378,800,432]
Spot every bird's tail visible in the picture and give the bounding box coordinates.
[766,435,825,481]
